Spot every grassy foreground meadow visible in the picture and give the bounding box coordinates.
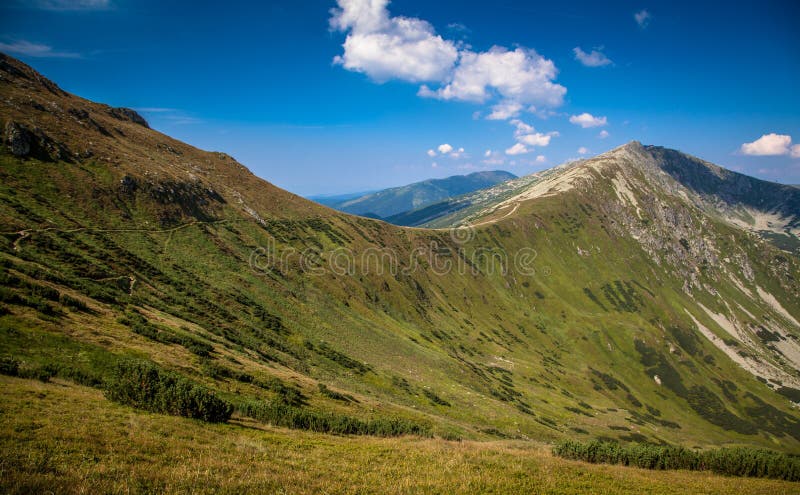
[1,375,797,495]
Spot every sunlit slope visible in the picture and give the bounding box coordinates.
[1,53,800,450]
[3,375,797,495]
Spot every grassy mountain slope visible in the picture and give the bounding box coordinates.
[327,170,516,219]
[4,375,797,494]
[2,51,800,462]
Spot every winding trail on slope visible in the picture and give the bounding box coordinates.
[4,220,233,252]
[470,203,520,227]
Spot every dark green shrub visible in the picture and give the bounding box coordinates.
[313,342,371,374]
[202,360,253,383]
[104,359,232,423]
[58,365,104,388]
[20,363,58,382]
[237,400,430,437]
[318,383,356,402]
[777,387,800,403]
[59,294,90,312]
[121,311,214,357]
[422,389,451,407]
[253,376,306,406]
[0,356,20,376]
[552,440,800,481]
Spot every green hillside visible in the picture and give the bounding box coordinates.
[2,53,800,491]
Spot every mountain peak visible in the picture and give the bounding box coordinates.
[0,52,66,97]
[602,140,648,159]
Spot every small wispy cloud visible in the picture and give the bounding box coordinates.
[634,9,652,29]
[569,112,608,128]
[505,143,529,155]
[427,143,466,158]
[28,0,110,11]
[134,107,203,125]
[573,47,613,67]
[446,22,470,39]
[482,150,505,166]
[133,107,178,113]
[0,40,81,58]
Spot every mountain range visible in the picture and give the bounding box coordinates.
[2,51,800,477]
[319,170,516,219]
[387,154,800,252]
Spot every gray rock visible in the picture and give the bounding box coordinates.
[109,107,149,128]
[5,121,31,157]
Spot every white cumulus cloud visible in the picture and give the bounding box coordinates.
[330,1,568,157]
[598,130,610,139]
[427,149,437,157]
[740,133,794,156]
[569,112,608,128]
[792,144,800,159]
[517,133,553,147]
[505,143,529,155]
[535,155,546,163]
[421,46,566,108]
[486,101,523,120]
[573,47,612,67]
[330,0,458,82]
[437,143,454,154]
[510,119,534,134]
[507,119,557,151]
[578,146,589,155]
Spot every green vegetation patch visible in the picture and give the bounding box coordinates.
[237,400,430,437]
[104,359,233,423]
[553,440,800,481]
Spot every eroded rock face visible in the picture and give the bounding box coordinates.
[109,107,149,128]
[3,120,72,162]
[5,121,31,157]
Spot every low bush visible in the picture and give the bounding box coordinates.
[0,356,20,376]
[318,383,356,403]
[422,389,451,407]
[238,400,430,437]
[104,359,232,423]
[120,311,213,357]
[201,360,253,383]
[253,376,306,407]
[552,440,800,481]
[19,363,58,382]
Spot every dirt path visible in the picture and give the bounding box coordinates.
[471,202,520,227]
[4,220,232,251]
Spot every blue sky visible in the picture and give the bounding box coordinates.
[1,0,799,195]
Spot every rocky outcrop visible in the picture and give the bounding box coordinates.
[0,53,66,96]
[5,121,30,157]
[69,107,113,137]
[108,107,149,128]
[4,120,72,162]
